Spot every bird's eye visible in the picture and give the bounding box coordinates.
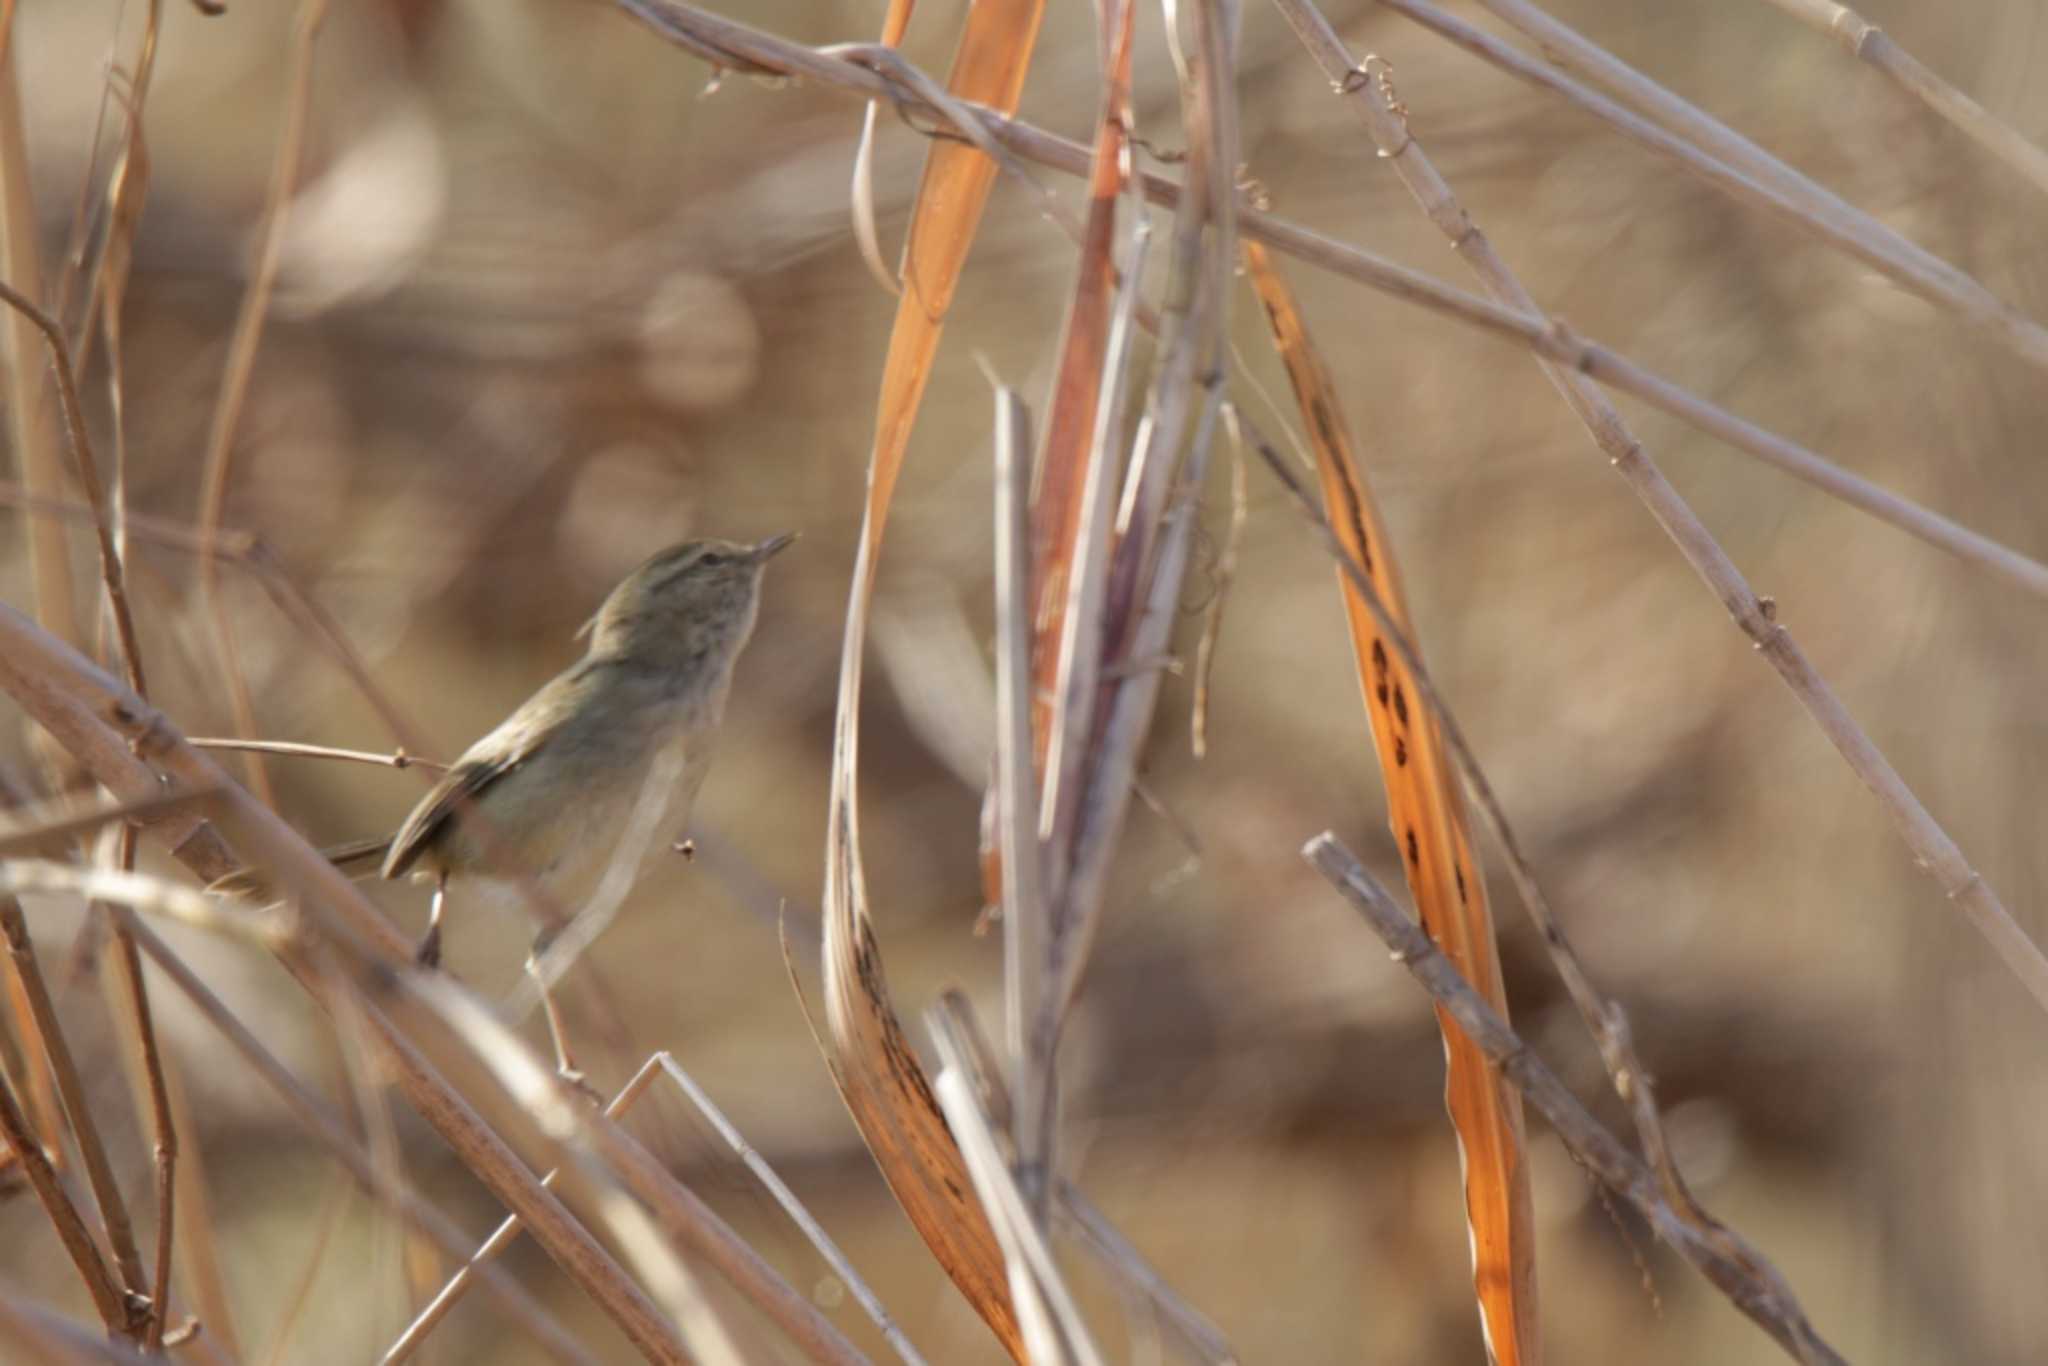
[698,553,727,568]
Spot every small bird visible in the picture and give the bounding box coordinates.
[217,533,792,1077]
[389,532,795,973]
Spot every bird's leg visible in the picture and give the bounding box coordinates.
[416,875,446,968]
[525,935,592,1095]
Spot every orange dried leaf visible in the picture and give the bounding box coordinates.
[1245,240,1540,1366]
[818,0,1048,1359]
[1027,0,1136,764]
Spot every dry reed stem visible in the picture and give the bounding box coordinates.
[929,1000,1107,1366]
[194,0,330,808]
[1043,0,1237,1041]
[933,988,1239,1365]
[1401,0,2048,370]
[0,862,286,943]
[1306,835,1847,1366]
[384,1058,668,1364]
[399,976,871,1366]
[989,384,1055,1205]
[608,0,2048,611]
[101,906,182,1352]
[122,919,600,1366]
[0,1037,133,1333]
[0,605,695,1365]
[1275,0,2048,1015]
[652,1055,927,1366]
[0,897,148,1302]
[1751,0,2048,198]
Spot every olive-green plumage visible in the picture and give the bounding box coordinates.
[385,532,792,959]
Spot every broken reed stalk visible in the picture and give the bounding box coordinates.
[607,0,2048,609]
[929,999,1107,1366]
[1305,834,1847,1366]
[1748,0,2048,198]
[931,989,1241,1365]
[989,383,1055,1202]
[1033,0,1240,1166]
[1271,0,2048,1016]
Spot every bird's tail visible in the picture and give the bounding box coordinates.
[206,835,394,900]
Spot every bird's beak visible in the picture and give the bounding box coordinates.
[753,531,799,562]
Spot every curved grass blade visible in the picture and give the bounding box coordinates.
[818,0,1049,1358]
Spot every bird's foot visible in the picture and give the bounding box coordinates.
[414,925,442,970]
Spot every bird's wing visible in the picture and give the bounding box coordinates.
[380,670,586,880]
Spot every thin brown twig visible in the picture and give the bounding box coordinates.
[187,738,448,772]
[604,0,2048,607]
[194,0,331,807]
[1305,834,1846,1366]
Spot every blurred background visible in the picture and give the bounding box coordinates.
[7,0,2048,1360]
